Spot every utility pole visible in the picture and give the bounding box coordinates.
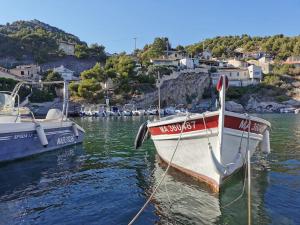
[166,39,169,58]
[133,37,137,52]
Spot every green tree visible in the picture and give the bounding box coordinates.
[105,55,136,79]
[77,79,102,101]
[75,44,89,59]
[42,70,63,95]
[88,43,106,62]
[80,63,106,81]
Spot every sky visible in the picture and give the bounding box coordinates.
[0,0,300,53]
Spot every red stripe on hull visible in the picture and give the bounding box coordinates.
[149,115,268,136]
[149,115,218,136]
[224,115,268,134]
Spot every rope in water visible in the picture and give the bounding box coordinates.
[128,113,190,225]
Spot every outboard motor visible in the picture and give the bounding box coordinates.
[134,122,149,149]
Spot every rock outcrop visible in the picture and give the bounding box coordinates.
[134,72,210,108]
[246,96,286,113]
[225,101,244,113]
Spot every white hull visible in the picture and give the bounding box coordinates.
[148,111,270,192]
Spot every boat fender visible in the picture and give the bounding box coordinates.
[210,148,243,176]
[134,122,148,149]
[35,123,48,147]
[72,123,79,138]
[261,129,271,154]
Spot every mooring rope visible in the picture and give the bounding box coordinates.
[128,113,190,225]
[202,113,252,210]
[221,114,251,209]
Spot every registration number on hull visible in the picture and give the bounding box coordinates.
[159,121,196,133]
[57,134,75,145]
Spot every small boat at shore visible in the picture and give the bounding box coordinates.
[135,75,271,192]
[0,81,85,163]
[280,107,296,113]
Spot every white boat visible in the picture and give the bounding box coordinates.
[0,81,85,162]
[135,76,271,192]
[111,106,122,116]
[79,105,86,117]
[146,105,158,115]
[97,104,107,117]
[123,104,134,116]
[280,107,296,113]
[164,106,176,115]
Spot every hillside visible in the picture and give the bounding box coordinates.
[0,19,106,64]
[186,35,300,60]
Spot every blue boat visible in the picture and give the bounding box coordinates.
[0,81,85,162]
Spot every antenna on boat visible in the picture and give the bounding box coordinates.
[62,81,69,120]
[157,71,161,119]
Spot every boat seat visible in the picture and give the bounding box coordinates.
[21,109,64,123]
[45,108,63,120]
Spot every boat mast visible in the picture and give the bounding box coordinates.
[218,75,226,154]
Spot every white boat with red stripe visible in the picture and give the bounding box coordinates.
[135,75,271,192]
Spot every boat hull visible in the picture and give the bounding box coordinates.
[0,121,84,162]
[148,111,270,192]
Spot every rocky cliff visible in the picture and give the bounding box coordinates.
[133,72,210,108]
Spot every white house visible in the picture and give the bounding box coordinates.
[248,65,262,81]
[179,58,196,69]
[164,50,186,59]
[53,65,78,81]
[211,67,259,87]
[258,56,273,74]
[10,64,40,81]
[202,50,212,60]
[227,58,248,68]
[58,41,75,56]
[285,56,300,68]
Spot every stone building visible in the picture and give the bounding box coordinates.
[10,64,40,81]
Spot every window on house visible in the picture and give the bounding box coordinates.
[229,72,232,77]
[21,71,24,75]
[237,72,239,76]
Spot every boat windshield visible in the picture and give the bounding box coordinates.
[0,93,14,108]
[0,93,16,115]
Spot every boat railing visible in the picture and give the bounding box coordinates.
[14,81,69,121]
